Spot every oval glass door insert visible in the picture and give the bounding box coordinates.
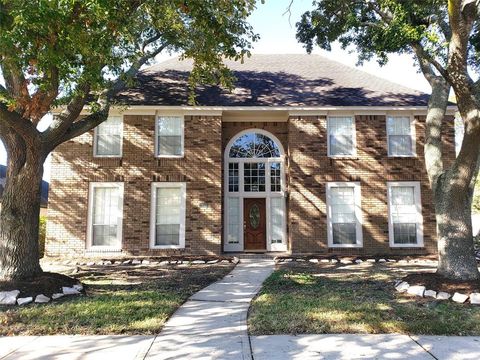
[249,204,260,229]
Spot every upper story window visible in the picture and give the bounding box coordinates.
[156,116,184,157]
[94,116,123,157]
[387,182,423,247]
[229,132,281,158]
[327,116,356,157]
[326,182,363,248]
[387,116,416,157]
[226,131,283,194]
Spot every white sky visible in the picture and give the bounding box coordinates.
[0,0,432,181]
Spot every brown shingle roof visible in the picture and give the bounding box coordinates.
[116,54,430,107]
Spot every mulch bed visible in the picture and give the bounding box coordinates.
[403,272,480,293]
[0,272,80,298]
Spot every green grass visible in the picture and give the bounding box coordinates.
[0,263,233,335]
[248,263,480,336]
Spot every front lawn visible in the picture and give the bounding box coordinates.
[248,261,480,335]
[0,262,233,335]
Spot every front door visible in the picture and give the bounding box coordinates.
[244,198,266,251]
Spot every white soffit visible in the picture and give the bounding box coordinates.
[52,105,457,117]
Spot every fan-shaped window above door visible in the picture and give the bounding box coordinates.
[228,132,281,158]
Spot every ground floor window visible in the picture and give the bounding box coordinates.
[388,181,423,247]
[227,198,240,244]
[326,182,363,248]
[150,182,186,249]
[270,197,284,244]
[87,182,124,249]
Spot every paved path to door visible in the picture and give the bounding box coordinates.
[2,259,480,359]
[144,258,274,359]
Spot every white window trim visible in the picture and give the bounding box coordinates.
[86,182,124,251]
[155,115,185,158]
[327,116,357,158]
[93,116,124,158]
[326,182,363,248]
[223,129,287,252]
[387,181,424,248]
[150,182,186,249]
[386,115,417,157]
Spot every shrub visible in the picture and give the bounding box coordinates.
[473,177,480,214]
[39,215,46,258]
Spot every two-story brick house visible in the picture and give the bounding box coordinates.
[45,54,456,257]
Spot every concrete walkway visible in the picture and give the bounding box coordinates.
[2,259,480,359]
[145,258,274,359]
[252,334,480,360]
[2,334,480,359]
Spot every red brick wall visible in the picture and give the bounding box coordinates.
[288,114,456,255]
[46,115,222,256]
[46,113,455,257]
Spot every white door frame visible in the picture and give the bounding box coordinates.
[223,129,287,252]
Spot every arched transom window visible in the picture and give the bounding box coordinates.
[226,131,284,194]
[229,132,281,158]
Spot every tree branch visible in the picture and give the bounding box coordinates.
[413,43,451,82]
[28,66,59,125]
[56,102,110,146]
[46,40,168,151]
[412,43,444,86]
[141,31,162,52]
[0,102,39,144]
[366,1,393,22]
[109,42,168,96]
[41,83,89,146]
[1,62,29,101]
[424,80,450,188]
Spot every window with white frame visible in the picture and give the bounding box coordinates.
[156,116,184,157]
[387,116,415,156]
[227,198,240,244]
[270,197,284,244]
[388,182,423,247]
[94,116,123,157]
[328,116,356,156]
[327,182,363,247]
[88,182,123,248]
[150,183,186,248]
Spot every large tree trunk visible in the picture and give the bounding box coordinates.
[0,144,44,281]
[434,105,480,280]
[435,170,480,280]
[422,78,480,280]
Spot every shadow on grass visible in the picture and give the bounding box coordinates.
[0,263,234,335]
[248,262,480,336]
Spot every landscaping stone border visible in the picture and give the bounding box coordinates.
[43,255,239,267]
[2,256,238,307]
[273,254,480,306]
[0,284,83,306]
[394,280,480,305]
[274,255,438,265]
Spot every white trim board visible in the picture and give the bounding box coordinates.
[52,105,457,116]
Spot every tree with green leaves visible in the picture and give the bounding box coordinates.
[0,0,258,281]
[297,0,480,280]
